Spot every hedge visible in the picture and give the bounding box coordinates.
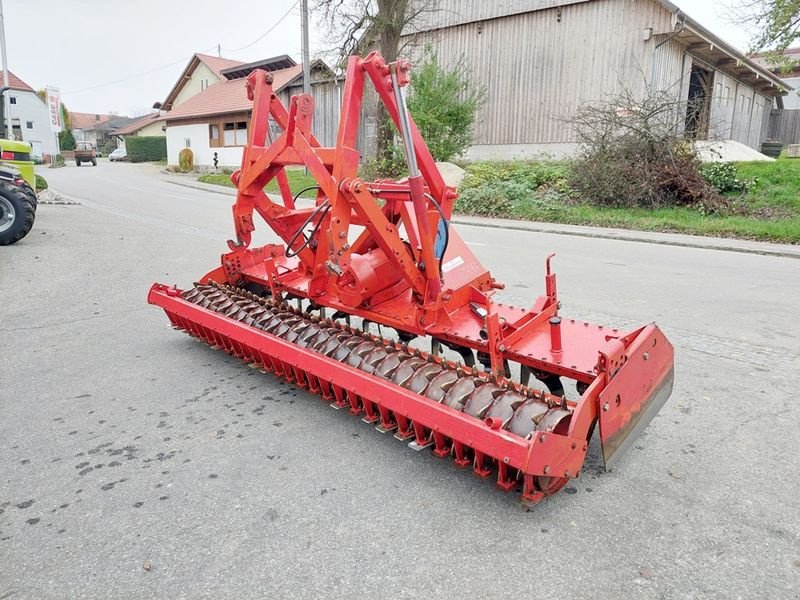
[125,136,167,163]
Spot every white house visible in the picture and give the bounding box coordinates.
[162,52,245,112]
[1,71,58,157]
[163,54,338,169]
[70,112,116,147]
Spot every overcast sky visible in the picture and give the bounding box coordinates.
[4,0,750,116]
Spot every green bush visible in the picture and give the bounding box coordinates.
[406,48,485,162]
[455,160,573,217]
[178,147,194,172]
[102,140,118,156]
[456,183,515,216]
[360,147,407,179]
[35,173,48,191]
[462,161,571,191]
[49,154,65,167]
[58,128,76,151]
[125,136,167,163]
[700,162,757,194]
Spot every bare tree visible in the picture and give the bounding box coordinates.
[129,106,153,118]
[730,0,800,66]
[314,0,437,160]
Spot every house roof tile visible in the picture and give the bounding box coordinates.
[162,53,246,110]
[112,112,165,136]
[70,111,118,130]
[165,64,304,121]
[0,70,35,93]
[195,53,246,78]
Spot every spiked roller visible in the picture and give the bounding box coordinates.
[149,51,674,503]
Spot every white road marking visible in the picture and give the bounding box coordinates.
[465,241,488,247]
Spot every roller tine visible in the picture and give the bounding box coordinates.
[496,462,516,492]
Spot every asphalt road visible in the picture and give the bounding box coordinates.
[2,161,798,599]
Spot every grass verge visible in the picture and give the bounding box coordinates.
[456,157,800,243]
[197,159,800,243]
[198,169,318,197]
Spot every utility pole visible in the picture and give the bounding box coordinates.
[300,0,310,95]
[0,0,10,139]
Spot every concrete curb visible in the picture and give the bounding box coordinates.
[161,176,237,197]
[161,176,800,260]
[451,216,800,259]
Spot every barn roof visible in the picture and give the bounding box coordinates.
[658,0,790,95]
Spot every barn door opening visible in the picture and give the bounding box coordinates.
[685,63,713,139]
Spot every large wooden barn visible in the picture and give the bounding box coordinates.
[402,0,790,159]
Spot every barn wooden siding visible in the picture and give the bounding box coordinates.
[405,0,673,146]
[767,109,800,144]
[278,79,378,159]
[279,80,341,147]
[402,0,776,152]
[706,70,771,146]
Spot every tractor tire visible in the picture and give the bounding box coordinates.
[76,160,81,167]
[19,183,37,209]
[0,182,36,245]
[92,159,97,166]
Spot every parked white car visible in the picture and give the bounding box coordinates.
[108,148,128,162]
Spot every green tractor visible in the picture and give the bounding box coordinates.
[0,138,37,245]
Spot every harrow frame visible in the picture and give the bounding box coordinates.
[149,51,675,502]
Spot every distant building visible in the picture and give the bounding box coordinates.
[402,0,791,158]
[70,112,117,146]
[751,48,800,109]
[70,112,138,150]
[0,70,58,157]
[112,112,166,148]
[751,47,800,143]
[161,54,338,168]
[162,53,246,112]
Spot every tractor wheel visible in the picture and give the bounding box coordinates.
[92,159,97,166]
[20,184,37,209]
[76,160,81,167]
[0,182,35,245]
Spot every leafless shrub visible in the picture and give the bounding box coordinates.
[568,87,731,212]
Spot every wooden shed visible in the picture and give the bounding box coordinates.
[402,0,790,159]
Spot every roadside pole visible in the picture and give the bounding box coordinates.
[0,0,11,139]
[300,0,310,175]
[300,0,310,95]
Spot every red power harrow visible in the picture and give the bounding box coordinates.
[149,52,674,503]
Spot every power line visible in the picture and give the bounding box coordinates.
[65,45,217,95]
[223,0,299,53]
[64,1,300,95]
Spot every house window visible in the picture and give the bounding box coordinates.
[201,79,209,91]
[26,121,34,129]
[9,96,16,104]
[223,121,248,146]
[209,123,220,147]
[184,138,191,148]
